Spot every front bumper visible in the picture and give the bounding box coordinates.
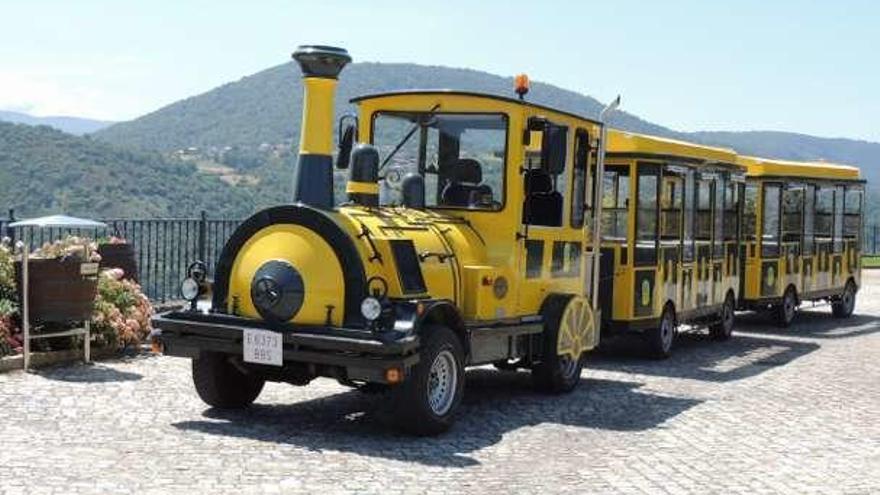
[152,311,420,383]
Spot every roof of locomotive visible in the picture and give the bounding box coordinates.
[350,90,603,126]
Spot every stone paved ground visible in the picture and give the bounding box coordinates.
[1,274,879,494]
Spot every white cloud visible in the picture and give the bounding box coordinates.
[0,71,114,119]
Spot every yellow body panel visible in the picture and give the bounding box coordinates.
[228,224,345,326]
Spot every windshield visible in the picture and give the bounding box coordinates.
[372,112,507,211]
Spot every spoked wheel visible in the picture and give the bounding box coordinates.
[832,280,857,318]
[532,295,592,393]
[776,286,798,328]
[709,292,736,341]
[646,305,676,359]
[392,325,464,436]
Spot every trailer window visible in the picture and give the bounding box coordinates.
[803,185,815,255]
[695,180,712,245]
[762,184,781,257]
[833,185,844,253]
[723,178,738,241]
[782,187,804,255]
[601,166,629,241]
[815,186,834,245]
[743,183,758,241]
[713,177,724,258]
[683,169,696,261]
[844,186,862,240]
[660,174,683,244]
[372,112,507,211]
[635,163,659,266]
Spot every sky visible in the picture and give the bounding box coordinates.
[1,0,877,141]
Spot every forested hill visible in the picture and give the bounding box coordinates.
[0,121,258,218]
[93,62,674,150]
[93,61,877,185]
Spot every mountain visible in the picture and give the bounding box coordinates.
[93,62,675,150]
[687,131,880,184]
[0,121,258,218]
[93,61,877,187]
[0,110,114,135]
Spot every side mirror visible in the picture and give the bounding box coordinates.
[540,123,567,175]
[336,120,357,169]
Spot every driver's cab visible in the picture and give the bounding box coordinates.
[349,90,604,322]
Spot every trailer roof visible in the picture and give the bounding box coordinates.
[738,155,862,181]
[606,130,738,165]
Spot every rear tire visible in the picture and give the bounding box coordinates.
[192,351,265,409]
[832,280,856,318]
[532,296,585,394]
[391,325,465,436]
[709,292,736,341]
[776,286,798,328]
[646,305,676,359]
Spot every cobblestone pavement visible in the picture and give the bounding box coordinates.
[2,275,879,495]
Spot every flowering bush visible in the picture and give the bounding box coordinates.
[31,236,101,262]
[91,268,153,349]
[98,235,128,245]
[0,239,20,355]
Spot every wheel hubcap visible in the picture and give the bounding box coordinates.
[724,303,734,332]
[427,350,458,416]
[661,314,674,350]
[785,293,795,320]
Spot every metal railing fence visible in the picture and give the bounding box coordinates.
[1,210,241,302]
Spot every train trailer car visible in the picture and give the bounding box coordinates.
[599,130,745,358]
[152,46,618,435]
[738,156,864,326]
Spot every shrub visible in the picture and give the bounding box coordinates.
[91,268,153,349]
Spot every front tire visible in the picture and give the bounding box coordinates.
[646,305,676,359]
[532,296,585,394]
[832,280,856,318]
[192,351,265,409]
[776,286,798,328]
[709,292,736,341]
[391,325,465,436]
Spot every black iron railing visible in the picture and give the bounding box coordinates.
[1,210,241,302]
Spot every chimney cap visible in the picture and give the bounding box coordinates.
[292,45,352,79]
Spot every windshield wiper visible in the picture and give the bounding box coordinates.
[379,104,441,171]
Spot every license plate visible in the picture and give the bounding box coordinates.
[243,329,283,366]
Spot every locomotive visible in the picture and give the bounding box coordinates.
[153,46,615,435]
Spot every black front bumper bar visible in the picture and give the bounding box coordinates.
[152,311,420,383]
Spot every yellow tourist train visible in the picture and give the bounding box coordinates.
[152,45,864,434]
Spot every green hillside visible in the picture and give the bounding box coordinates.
[93,62,674,151]
[93,61,876,189]
[0,121,259,218]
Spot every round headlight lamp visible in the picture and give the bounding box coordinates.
[360,297,383,321]
[180,277,200,301]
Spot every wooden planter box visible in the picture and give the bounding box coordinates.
[98,243,138,282]
[15,258,100,324]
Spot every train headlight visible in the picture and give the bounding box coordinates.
[180,277,200,301]
[360,297,382,321]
